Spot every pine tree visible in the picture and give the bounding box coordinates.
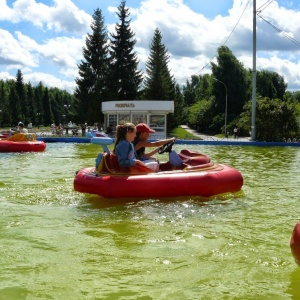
[34,82,44,126]
[0,80,9,126]
[43,87,52,126]
[142,28,175,100]
[109,1,143,100]
[8,84,18,126]
[15,69,26,122]
[26,82,34,123]
[75,8,111,125]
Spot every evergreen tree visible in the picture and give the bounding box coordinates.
[75,8,111,125]
[26,82,34,124]
[143,28,175,100]
[43,87,52,126]
[34,82,44,126]
[109,1,143,100]
[49,88,63,124]
[15,69,25,122]
[0,80,9,126]
[8,84,18,126]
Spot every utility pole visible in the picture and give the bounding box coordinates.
[251,0,257,141]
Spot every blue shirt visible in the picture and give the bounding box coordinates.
[115,140,136,167]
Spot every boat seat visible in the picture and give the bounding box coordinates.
[179,149,210,166]
[99,152,154,175]
[158,161,191,171]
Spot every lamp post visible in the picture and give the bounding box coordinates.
[64,104,71,129]
[64,104,70,118]
[214,78,228,137]
[36,112,41,127]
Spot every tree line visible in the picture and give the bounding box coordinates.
[182,46,300,141]
[0,71,74,127]
[1,0,300,141]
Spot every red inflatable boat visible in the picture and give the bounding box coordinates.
[291,221,300,265]
[0,133,46,152]
[74,138,243,199]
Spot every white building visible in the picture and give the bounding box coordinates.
[102,100,174,139]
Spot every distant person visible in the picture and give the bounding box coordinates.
[233,127,238,139]
[133,123,175,162]
[226,130,229,138]
[113,123,158,172]
[81,123,87,137]
[57,123,63,136]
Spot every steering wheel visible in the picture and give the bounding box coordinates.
[158,141,175,154]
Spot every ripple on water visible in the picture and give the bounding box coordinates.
[0,144,299,298]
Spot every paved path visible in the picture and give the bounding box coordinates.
[180,125,250,142]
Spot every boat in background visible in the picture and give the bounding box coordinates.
[74,137,243,199]
[0,133,46,152]
[86,130,108,138]
[0,131,10,139]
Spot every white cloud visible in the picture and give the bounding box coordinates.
[1,0,91,34]
[38,36,85,68]
[0,0,300,93]
[0,0,13,20]
[23,71,76,93]
[0,71,14,81]
[130,0,300,89]
[0,29,38,66]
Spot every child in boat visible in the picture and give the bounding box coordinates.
[133,123,175,161]
[9,122,28,136]
[17,122,28,133]
[113,123,159,172]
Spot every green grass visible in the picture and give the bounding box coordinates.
[169,127,202,140]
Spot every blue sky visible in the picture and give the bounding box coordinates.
[0,0,300,93]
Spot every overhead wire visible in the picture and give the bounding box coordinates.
[189,0,300,82]
[257,1,300,49]
[194,0,251,76]
[257,0,274,13]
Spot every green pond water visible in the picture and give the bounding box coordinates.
[1,143,300,299]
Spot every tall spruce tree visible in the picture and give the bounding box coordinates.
[109,1,142,100]
[75,8,110,125]
[15,69,26,122]
[142,28,175,100]
[43,87,52,126]
[0,80,10,126]
[26,82,34,123]
[34,82,44,126]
